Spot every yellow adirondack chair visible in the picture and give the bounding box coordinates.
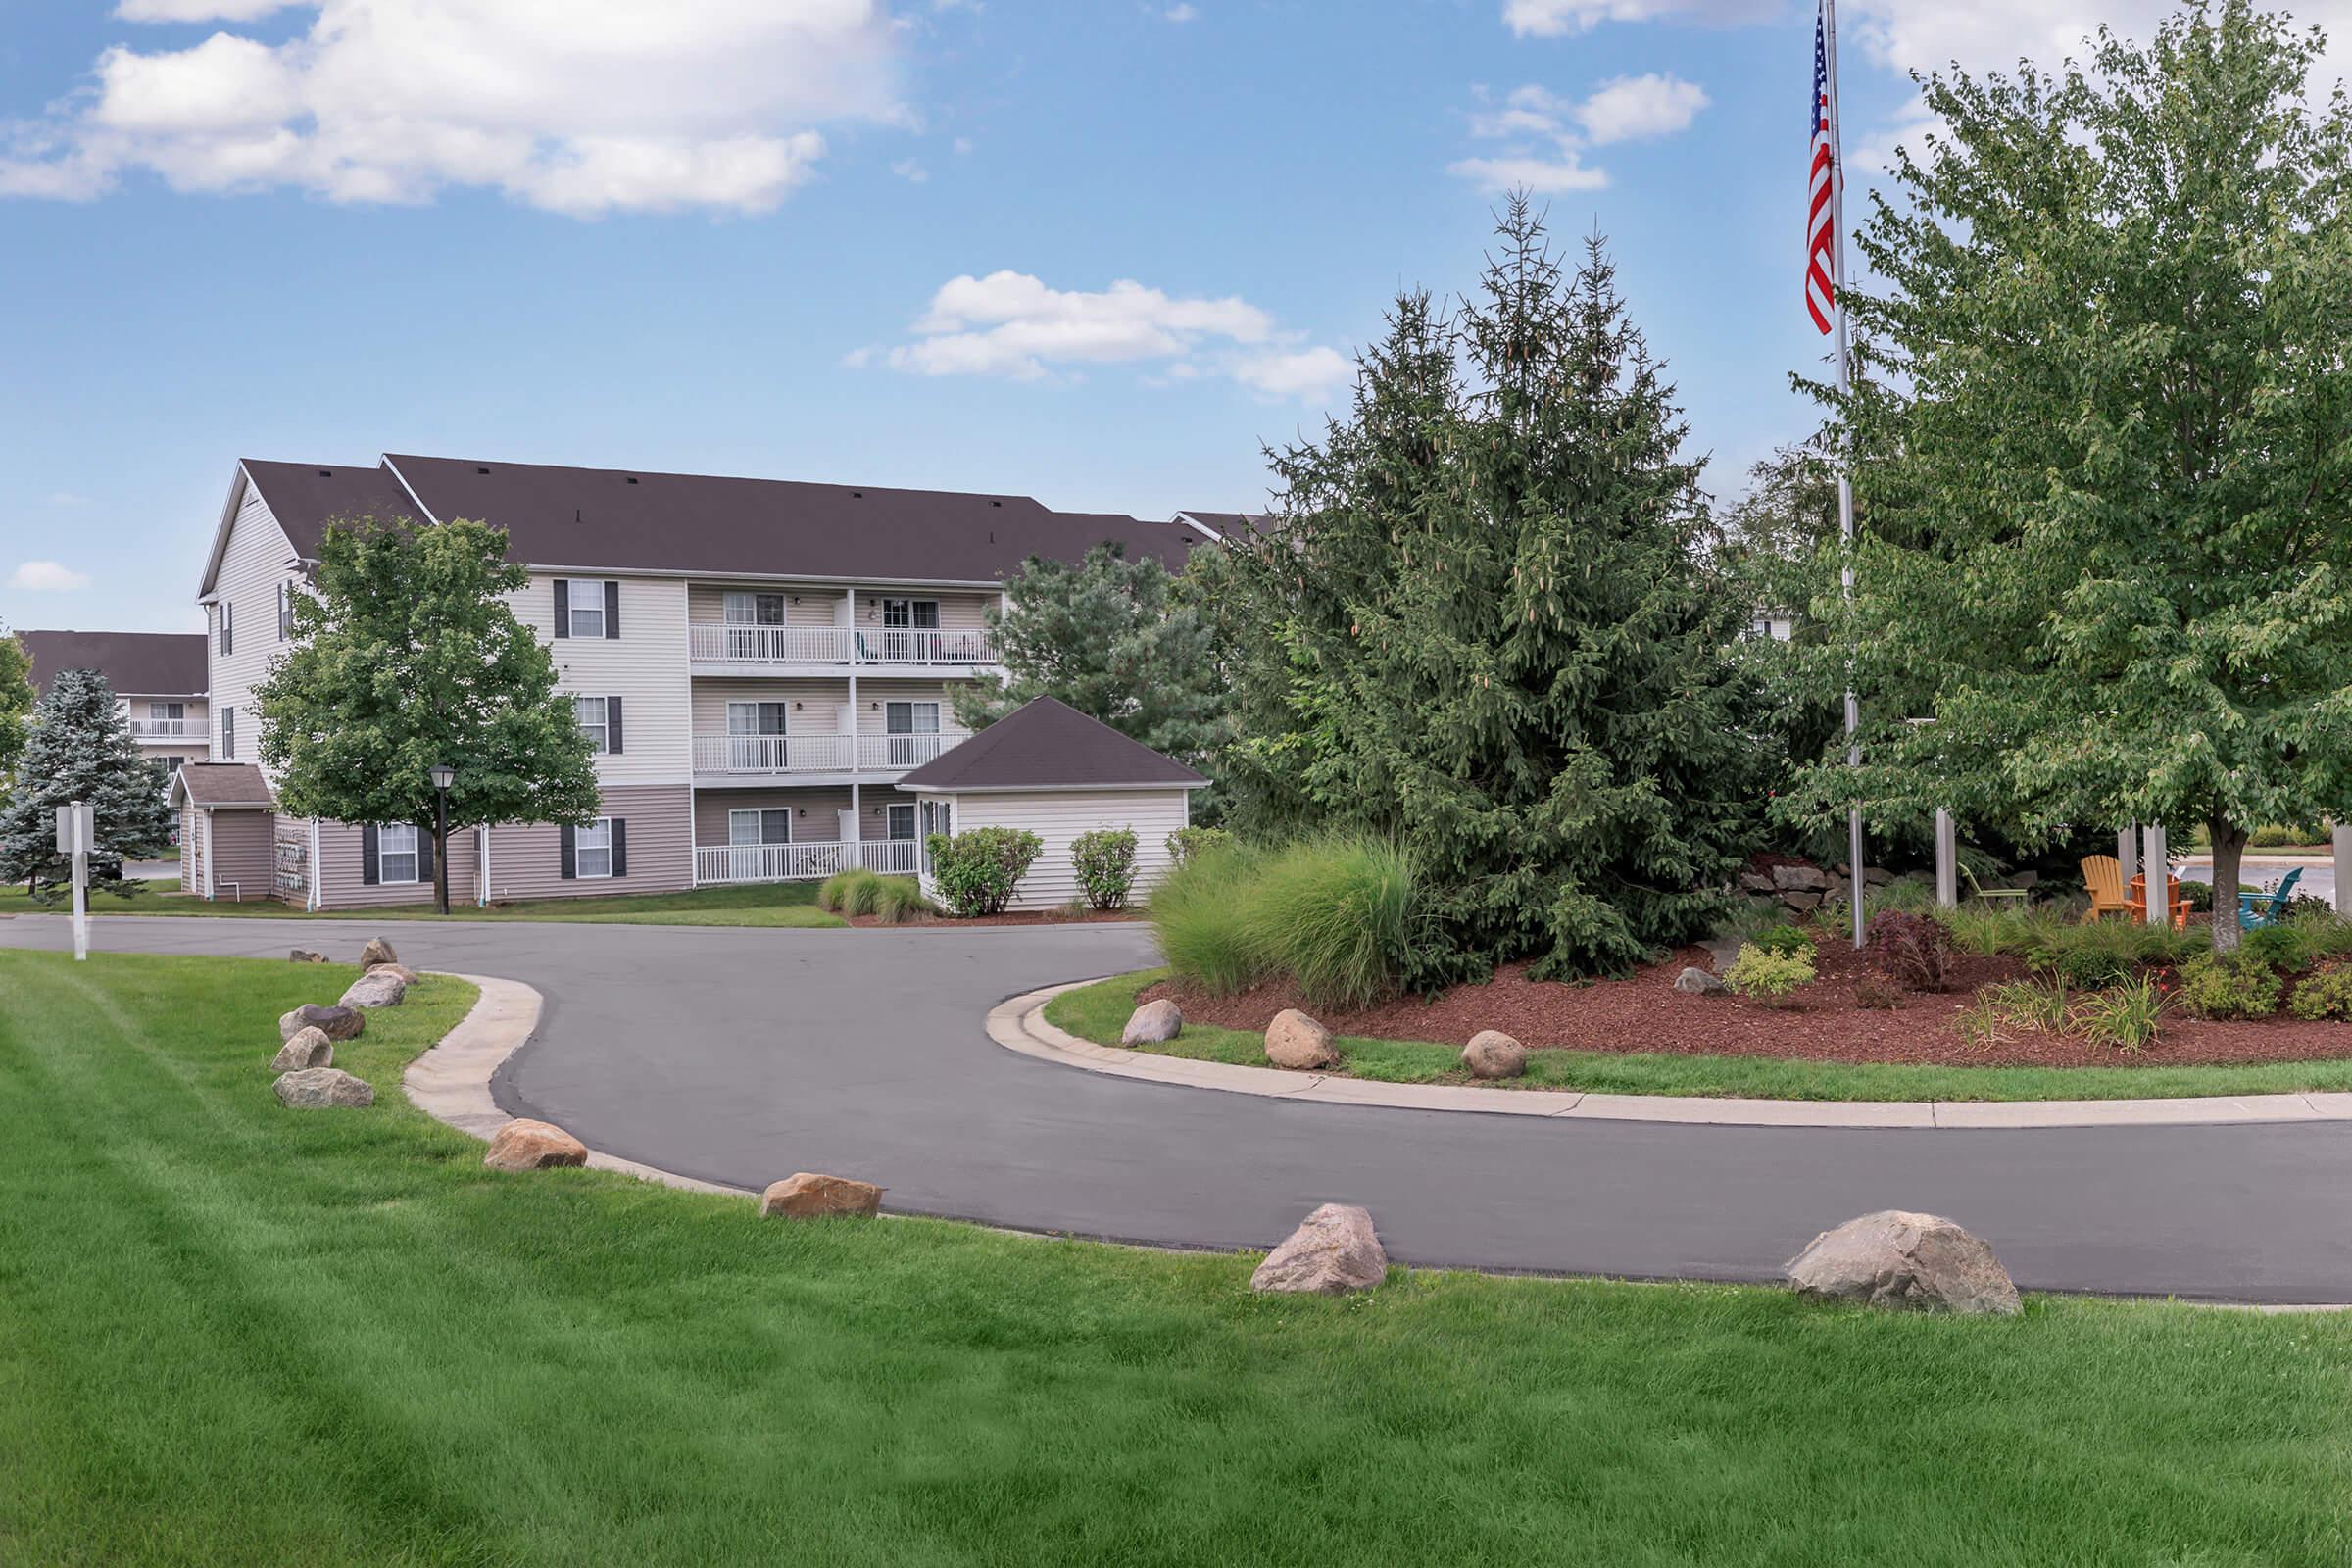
[2080,856,2133,923]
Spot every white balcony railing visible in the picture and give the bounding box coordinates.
[695,838,923,885]
[693,731,966,776]
[127,719,198,738]
[688,622,996,667]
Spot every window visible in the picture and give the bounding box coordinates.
[575,695,610,755]
[917,797,949,873]
[723,591,788,626]
[880,598,940,629]
[884,701,942,765]
[150,701,184,721]
[220,707,234,759]
[574,818,613,879]
[729,808,793,846]
[157,755,185,778]
[378,824,420,885]
[563,579,610,639]
[887,803,917,842]
[278,581,293,640]
[218,601,234,656]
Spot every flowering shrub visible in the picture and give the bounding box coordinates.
[926,827,1045,917]
[1070,827,1139,909]
[1725,943,1815,1001]
[1864,910,1953,991]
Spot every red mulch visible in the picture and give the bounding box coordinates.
[845,907,1146,929]
[1141,939,2352,1070]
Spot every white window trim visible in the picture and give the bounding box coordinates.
[575,816,614,880]
[885,700,941,735]
[728,808,792,846]
[574,695,611,755]
[723,590,788,626]
[565,579,609,639]
[379,823,421,886]
[887,803,917,841]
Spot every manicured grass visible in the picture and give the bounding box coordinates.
[1048,968,2352,1102]
[0,877,845,929]
[4,950,2348,1565]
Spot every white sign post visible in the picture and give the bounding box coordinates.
[55,800,92,962]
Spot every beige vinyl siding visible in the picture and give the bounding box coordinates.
[687,583,850,629]
[692,785,856,843]
[936,790,1191,911]
[689,678,852,736]
[856,589,995,633]
[203,808,275,902]
[510,573,692,788]
[478,784,693,904]
[206,477,303,772]
[851,683,958,736]
[310,818,485,910]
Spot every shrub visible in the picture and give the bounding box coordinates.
[2289,964,2352,1020]
[1164,826,1234,867]
[1148,843,1265,995]
[816,868,872,912]
[2286,892,2336,922]
[1237,837,1418,1010]
[1865,910,1953,991]
[842,869,889,917]
[2043,945,2137,992]
[2175,952,2282,1020]
[869,876,932,924]
[2069,976,2168,1053]
[1070,828,1139,910]
[1725,943,1815,1001]
[1750,924,1816,959]
[1851,976,1904,1010]
[926,828,1045,918]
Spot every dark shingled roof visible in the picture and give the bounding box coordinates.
[171,761,274,808]
[360,454,1207,580]
[238,461,421,558]
[19,629,207,697]
[1176,509,1272,539]
[895,697,1206,792]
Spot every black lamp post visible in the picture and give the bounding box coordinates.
[428,764,456,916]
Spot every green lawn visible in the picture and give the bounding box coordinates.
[0,877,845,928]
[3,950,2350,1565]
[1047,968,2352,1102]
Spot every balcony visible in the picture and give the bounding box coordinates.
[689,623,996,670]
[695,838,922,885]
[690,730,969,778]
[127,719,198,739]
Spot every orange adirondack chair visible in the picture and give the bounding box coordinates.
[2080,856,2133,923]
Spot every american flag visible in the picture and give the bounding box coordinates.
[1806,0,1838,334]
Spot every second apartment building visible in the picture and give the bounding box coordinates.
[192,453,1209,908]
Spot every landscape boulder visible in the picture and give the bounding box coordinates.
[289,949,326,964]
[1250,1203,1388,1295]
[759,1172,884,1220]
[279,1004,364,1043]
[1737,871,1775,896]
[339,971,409,1010]
[1770,862,1830,893]
[482,1119,589,1172]
[1121,999,1183,1046]
[1460,1029,1527,1079]
[1782,890,1825,913]
[272,1067,374,1109]
[270,1026,334,1072]
[359,937,400,969]
[368,963,420,985]
[1263,1008,1339,1070]
[1785,1209,2021,1316]
[1674,966,1730,996]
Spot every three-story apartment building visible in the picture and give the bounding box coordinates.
[19,628,211,784]
[192,453,1209,909]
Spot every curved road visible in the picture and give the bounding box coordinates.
[7,914,2348,1302]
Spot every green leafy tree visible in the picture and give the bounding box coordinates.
[1216,197,1762,983]
[254,517,599,908]
[950,543,1235,819]
[1779,0,2352,951]
[0,667,176,901]
[0,627,32,786]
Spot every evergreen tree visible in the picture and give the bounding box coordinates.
[1219,197,1760,982]
[951,543,1235,820]
[0,667,176,902]
[1777,0,2352,951]
[254,516,600,906]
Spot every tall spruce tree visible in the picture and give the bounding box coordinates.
[1219,198,1759,982]
[0,667,176,901]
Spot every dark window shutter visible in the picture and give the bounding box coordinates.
[553,579,569,638]
[560,824,576,880]
[606,696,623,756]
[611,818,627,878]
[361,824,379,886]
[604,580,621,639]
[418,826,436,883]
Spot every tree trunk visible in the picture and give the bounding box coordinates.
[2209,818,2247,954]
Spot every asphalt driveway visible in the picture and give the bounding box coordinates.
[6,913,2348,1301]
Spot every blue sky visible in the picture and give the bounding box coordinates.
[0,0,2278,634]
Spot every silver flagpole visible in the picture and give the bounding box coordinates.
[1824,0,1864,950]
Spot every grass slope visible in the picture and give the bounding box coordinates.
[1047,968,2352,1102]
[4,950,2349,1565]
[0,878,845,929]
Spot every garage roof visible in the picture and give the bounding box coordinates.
[895,697,1207,792]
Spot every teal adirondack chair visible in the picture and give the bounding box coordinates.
[2238,867,2305,930]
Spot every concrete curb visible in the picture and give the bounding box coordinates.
[991,980,2352,1130]
[409,973,752,1197]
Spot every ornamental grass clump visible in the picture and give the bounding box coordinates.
[817,867,876,913]
[1238,837,1419,1011]
[869,876,933,924]
[1148,844,1267,996]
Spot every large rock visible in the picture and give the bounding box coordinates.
[279,1004,364,1043]
[1786,1210,2021,1316]
[1738,871,1775,896]
[1121,999,1183,1046]
[359,937,400,969]
[1674,966,1730,996]
[1250,1203,1388,1295]
[1263,1008,1339,1070]
[272,1067,374,1109]
[759,1172,884,1219]
[1782,890,1825,913]
[1460,1029,1527,1079]
[482,1119,589,1171]
[339,971,409,1010]
[368,963,420,985]
[270,1026,334,1072]
[1771,862,1830,893]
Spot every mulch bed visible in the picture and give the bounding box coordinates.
[1141,938,2352,1070]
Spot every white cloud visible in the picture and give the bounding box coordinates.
[1448,151,1607,193]
[1502,0,1772,36]
[1,1,906,217]
[1575,73,1708,143]
[891,158,928,182]
[856,270,1348,400]
[1164,3,1200,20]
[12,561,92,592]
[1450,75,1703,192]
